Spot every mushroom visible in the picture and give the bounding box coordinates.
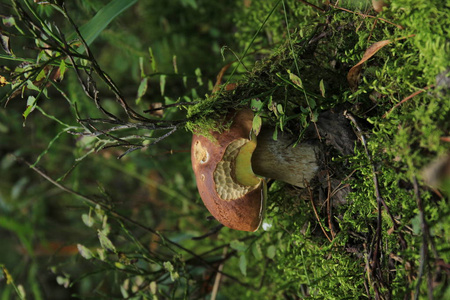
[191,109,319,231]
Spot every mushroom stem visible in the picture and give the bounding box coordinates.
[251,127,319,187]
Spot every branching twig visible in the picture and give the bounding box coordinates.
[383,85,434,118]
[143,101,198,113]
[14,155,256,290]
[330,4,404,29]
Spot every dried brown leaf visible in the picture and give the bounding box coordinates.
[347,39,392,91]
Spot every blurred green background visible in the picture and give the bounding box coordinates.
[1,0,449,299]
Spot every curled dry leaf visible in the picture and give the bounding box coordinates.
[347,39,392,91]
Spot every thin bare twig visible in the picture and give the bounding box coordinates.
[305,181,333,243]
[325,170,337,239]
[143,101,198,113]
[330,4,404,29]
[383,85,434,118]
[14,155,256,290]
[298,0,326,13]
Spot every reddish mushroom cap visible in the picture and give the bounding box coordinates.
[191,109,266,231]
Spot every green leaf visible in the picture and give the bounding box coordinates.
[136,77,148,104]
[173,55,178,74]
[70,0,138,51]
[163,261,174,272]
[22,96,37,124]
[94,204,105,220]
[98,230,116,253]
[266,245,276,259]
[195,68,203,86]
[77,244,94,260]
[149,47,157,72]
[272,126,278,141]
[288,70,303,89]
[251,98,263,111]
[160,75,166,96]
[163,262,179,281]
[97,248,106,261]
[319,79,325,97]
[114,262,126,269]
[58,60,67,81]
[35,69,46,82]
[276,104,284,115]
[56,276,70,288]
[81,213,94,227]
[239,254,247,276]
[252,115,262,136]
[2,16,16,27]
[230,240,247,252]
[252,243,263,260]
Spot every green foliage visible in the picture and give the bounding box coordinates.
[1,0,449,299]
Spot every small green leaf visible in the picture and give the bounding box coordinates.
[136,77,148,104]
[173,55,178,74]
[163,261,179,281]
[59,60,67,81]
[288,70,303,88]
[114,262,126,269]
[35,68,47,82]
[252,115,262,136]
[26,80,40,92]
[239,254,247,276]
[251,98,263,111]
[272,126,278,141]
[98,230,116,253]
[230,240,247,252]
[149,47,157,72]
[56,275,70,288]
[139,56,145,78]
[81,213,94,227]
[266,245,276,259]
[2,16,16,27]
[279,115,285,131]
[319,79,325,97]
[267,95,273,110]
[160,75,166,96]
[276,104,284,115]
[77,244,94,260]
[163,261,174,272]
[252,243,263,260]
[97,248,106,261]
[195,68,203,86]
[94,204,105,220]
[22,96,37,124]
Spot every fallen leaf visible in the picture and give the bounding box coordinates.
[347,39,392,91]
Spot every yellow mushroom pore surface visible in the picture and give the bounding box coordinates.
[213,138,260,201]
